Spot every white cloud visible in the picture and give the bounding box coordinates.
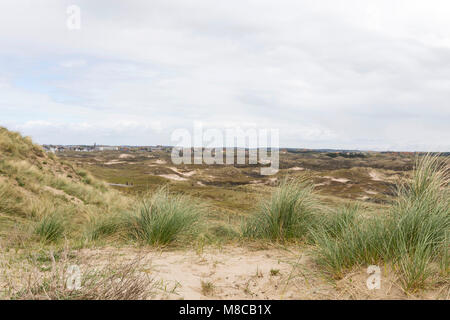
[60,59,86,68]
[0,0,449,150]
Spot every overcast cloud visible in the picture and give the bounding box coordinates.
[0,0,449,151]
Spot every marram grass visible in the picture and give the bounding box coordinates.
[312,154,449,291]
[124,187,202,245]
[34,214,65,243]
[242,177,319,241]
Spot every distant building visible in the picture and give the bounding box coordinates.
[96,146,118,151]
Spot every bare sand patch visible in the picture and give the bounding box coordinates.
[258,159,271,165]
[71,246,439,300]
[332,178,350,183]
[77,246,335,300]
[324,176,350,183]
[104,160,126,165]
[158,174,188,181]
[119,154,135,159]
[314,182,329,187]
[1,246,441,300]
[169,167,197,177]
[369,170,384,181]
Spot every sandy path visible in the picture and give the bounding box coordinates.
[108,183,132,188]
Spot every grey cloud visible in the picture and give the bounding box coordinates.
[0,0,449,150]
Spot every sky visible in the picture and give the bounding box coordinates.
[0,0,449,151]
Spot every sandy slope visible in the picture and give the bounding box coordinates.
[1,245,447,300]
[75,246,448,300]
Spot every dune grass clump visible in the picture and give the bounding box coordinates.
[34,215,65,243]
[386,155,449,257]
[242,178,318,241]
[125,187,202,245]
[84,213,125,242]
[311,206,385,278]
[384,154,449,290]
[312,155,449,291]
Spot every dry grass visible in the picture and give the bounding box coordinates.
[200,280,215,296]
[0,127,44,159]
[5,249,158,300]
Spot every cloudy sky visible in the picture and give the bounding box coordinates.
[0,0,449,151]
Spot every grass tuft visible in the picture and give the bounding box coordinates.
[311,206,385,278]
[34,215,65,243]
[201,280,215,296]
[242,177,318,241]
[124,187,202,245]
[312,154,449,290]
[84,213,124,242]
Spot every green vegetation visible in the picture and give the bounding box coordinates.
[242,178,318,241]
[385,155,449,290]
[84,213,124,242]
[270,268,280,276]
[311,206,385,278]
[124,187,202,245]
[312,155,449,291]
[34,214,65,243]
